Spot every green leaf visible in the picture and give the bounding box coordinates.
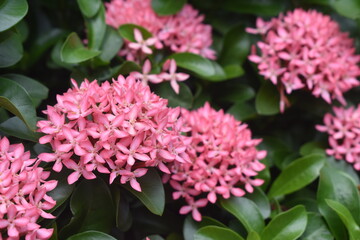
[301,212,332,240]
[169,53,214,78]
[153,82,193,109]
[195,226,244,240]
[85,4,106,50]
[61,32,100,64]
[147,235,165,240]
[77,0,101,18]
[118,24,152,42]
[151,0,186,16]
[326,200,360,240]
[99,26,123,62]
[0,116,41,141]
[299,141,326,156]
[0,0,28,32]
[2,74,48,107]
[218,84,255,103]
[123,168,165,216]
[59,178,115,239]
[260,205,307,240]
[221,0,286,16]
[219,25,251,66]
[227,102,257,122]
[114,188,132,231]
[247,232,261,240]
[220,197,265,233]
[330,0,360,19]
[113,61,142,76]
[268,153,325,198]
[255,81,280,115]
[317,166,360,240]
[0,77,36,130]
[67,231,116,240]
[0,30,23,67]
[223,64,245,79]
[183,216,226,240]
[247,187,271,219]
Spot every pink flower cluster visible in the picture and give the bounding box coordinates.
[167,103,266,221]
[37,76,190,192]
[247,8,360,112]
[131,59,189,94]
[105,0,215,60]
[316,105,360,170]
[0,136,57,240]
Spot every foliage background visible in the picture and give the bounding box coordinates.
[1,0,360,239]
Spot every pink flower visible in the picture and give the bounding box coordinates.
[130,59,163,85]
[0,136,56,240]
[159,59,189,94]
[37,75,189,192]
[166,103,266,221]
[247,8,360,112]
[317,105,360,170]
[105,0,215,61]
[128,29,156,55]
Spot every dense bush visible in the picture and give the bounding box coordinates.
[1,0,360,239]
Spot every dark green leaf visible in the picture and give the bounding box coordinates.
[255,81,280,115]
[221,0,286,16]
[330,0,360,19]
[0,30,23,67]
[0,77,36,130]
[114,188,132,231]
[77,0,101,18]
[61,32,100,64]
[0,0,28,32]
[123,168,165,216]
[326,200,360,240]
[59,178,115,239]
[268,153,325,198]
[113,61,142,76]
[151,0,186,16]
[223,64,245,79]
[299,141,326,156]
[218,84,255,103]
[247,232,261,240]
[153,82,193,109]
[260,205,307,240]
[205,61,228,81]
[147,235,165,240]
[183,216,226,240]
[0,116,41,141]
[67,231,116,240]
[85,5,106,50]
[118,24,152,42]
[227,102,257,121]
[220,197,265,233]
[317,166,360,240]
[301,213,332,240]
[99,26,123,62]
[247,188,271,219]
[195,226,244,240]
[2,74,48,107]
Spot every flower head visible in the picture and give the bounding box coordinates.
[105,0,215,61]
[0,136,56,239]
[247,8,360,112]
[37,76,189,192]
[316,105,360,170]
[166,103,266,221]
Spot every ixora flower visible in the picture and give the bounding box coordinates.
[37,75,190,192]
[247,8,360,112]
[316,105,360,170]
[0,136,57,240]
[105,0,215,60]
[166,103,266,221]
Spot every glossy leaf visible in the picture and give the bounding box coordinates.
[223,64,245,79]
[227,103,257,122]
[99,26,123,62]
[61,32,100,63]
[0,30,23,67]
[221,0,286,16]
[299,141,326,156]
[218,84,255,103]
[317,166,360,240]
[67,231,116,240]
[0,77,36,130]
[220,197,265,233]
[0,117,41,141]
[85,5,106,50]
[118,24,152,42]
[301,212,332,240]
[123,168,165,216]
[114,61,142,75]
[114,188,132,231]
[255,81,280,115]
[183,216,226,240]
[195,226,244,240]
[153,82,193,109]
[77,0,101,18]
[59,178,115,239]
[330,0,360,19]
[0,0,28,32]
[326,199,360,240]
[147,235,165,240]
[268,153,325,198]
[260,205,307,240]
[247,188,271,219]
[151,0,186,16]
[2,74,48,107]
[247,232,261,240]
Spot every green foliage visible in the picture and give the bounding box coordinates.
[151,0,187,16]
